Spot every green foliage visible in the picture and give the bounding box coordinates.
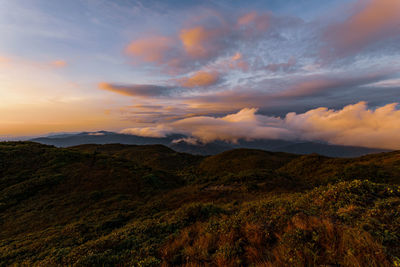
[0,142,400,266]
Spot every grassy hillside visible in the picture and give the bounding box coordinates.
[70,143,203,172]
[198,149,298,175]
[0,142,399,266]
[278,151,400,187]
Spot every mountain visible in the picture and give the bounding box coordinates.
[271,141,388,158]
[0,142,399,266]
[30,131,185,147]
[30,131,389,157]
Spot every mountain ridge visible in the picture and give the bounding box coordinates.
[30,131,389,158]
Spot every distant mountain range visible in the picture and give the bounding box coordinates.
[29,131,389,157]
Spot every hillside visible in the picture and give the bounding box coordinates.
[0,142,399,266]
[198,149,299,175]
[278,151,400,187]
[70,143,203,172]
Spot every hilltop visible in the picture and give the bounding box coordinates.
[0,142,399,266]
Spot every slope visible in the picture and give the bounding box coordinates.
[70,143,203,172]
[1,142,400,266]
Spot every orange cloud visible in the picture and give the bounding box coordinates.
[99,82,128,96]
[51,60,67,68]
[99,82,176,97]
[237,11,269,33]
[285,101,400,149]
[170,108,289,143]
[179,26,221,58]
[231,52,242,61]
[228,52,249,71]
[122,102,400,149]
[124,12,272,74]
[179,71,220,88]
[121,125,172,138]
[125,36,174,63]
[324,0,400,57]
[238,12,258,26]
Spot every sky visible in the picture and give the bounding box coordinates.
[1,0,400,149]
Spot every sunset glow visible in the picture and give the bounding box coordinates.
[1,0,399,148]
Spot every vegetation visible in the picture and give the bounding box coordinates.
[0,142,399,266]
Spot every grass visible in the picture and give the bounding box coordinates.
[0,142,399,266]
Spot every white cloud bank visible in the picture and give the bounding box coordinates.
[121,102,400,149]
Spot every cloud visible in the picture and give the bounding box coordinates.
[99,71,220,99]
[179,69,397,114]
[101,66,398,126]
[99,82,177,97]
[237,12,259,26]
[171,107,291,143]
[51,60,67,68]
[231,52,242,61]
[172,137,200,145]
[367,78,400,88]
[226,52,249,71]
[100,66,399,127]
[179,70,220,87]
[179,26,224,59]
[125,36,175,64]
[121,125,172,138]
[263,57,296,72]
[275,70,392,98]
[323,0,400,59]
[88,132,105,136]
[0,55,68,69]
[124,11,272,74]
[237,11,270,37]
[122,102,400,149]
[122,107,290,142]
[284,101,400,149]
[106,5,400,134]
